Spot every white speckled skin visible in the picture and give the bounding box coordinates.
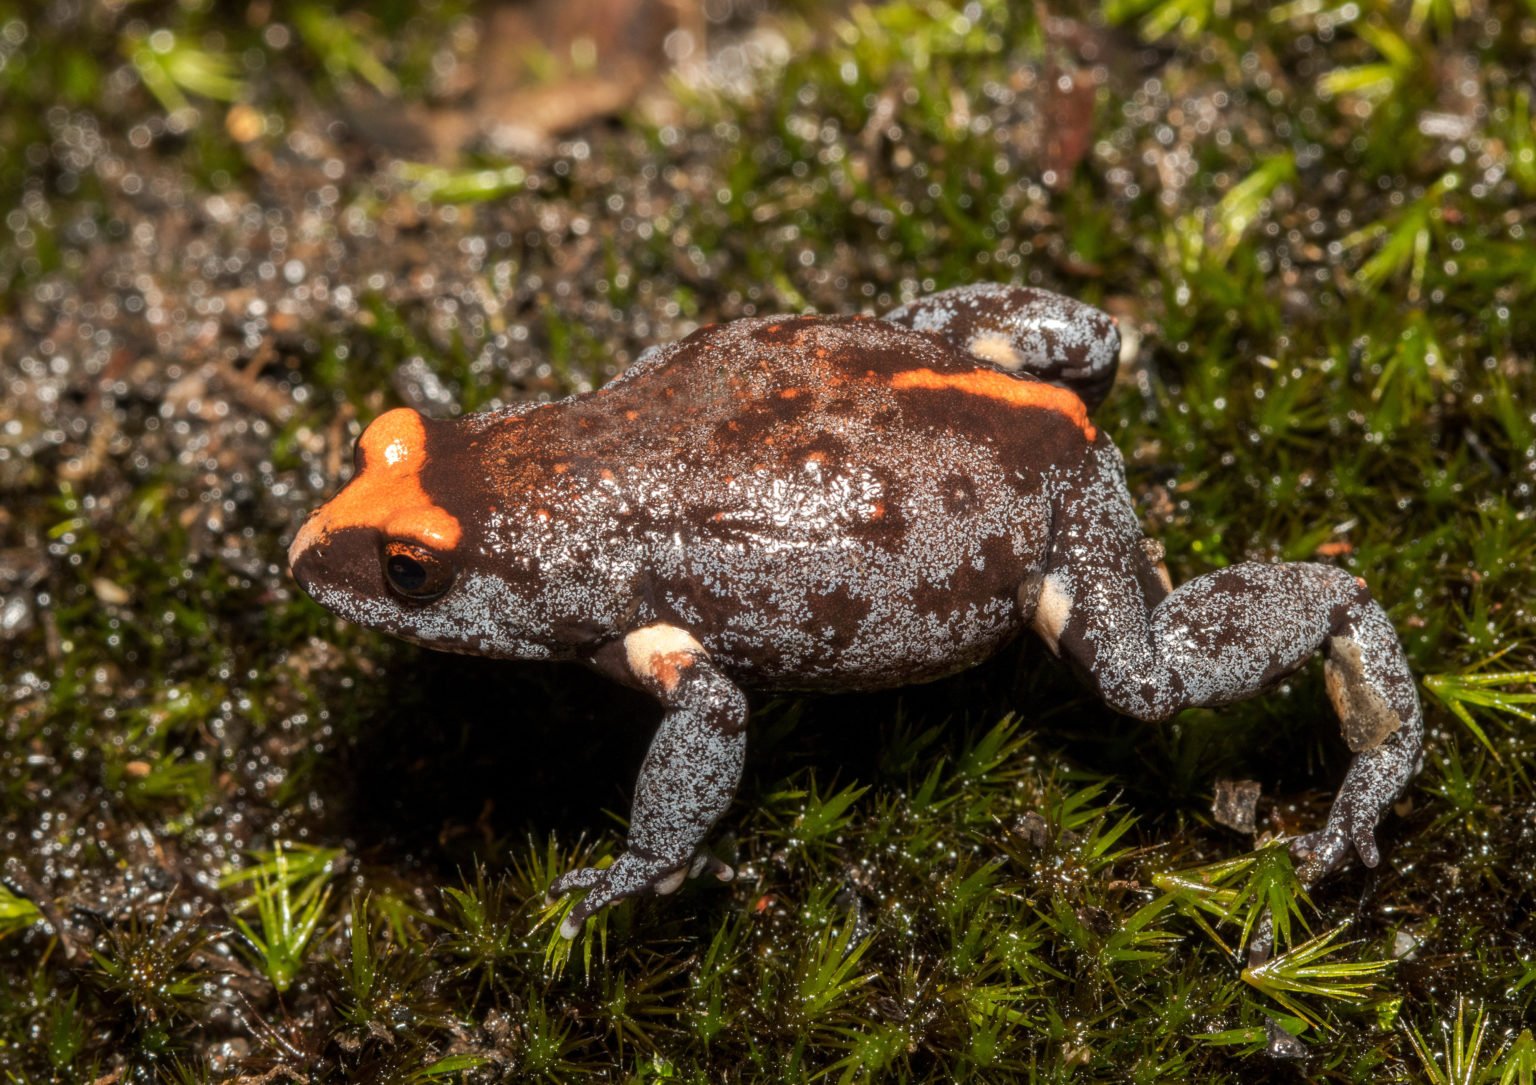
[289,285,1423,934]
[885,283,1122,410]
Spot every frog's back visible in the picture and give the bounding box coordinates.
[532,314,1102,690]
[571,313,1099,465]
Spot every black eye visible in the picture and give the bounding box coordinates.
[387,553,427,590]
[382,542,454,601]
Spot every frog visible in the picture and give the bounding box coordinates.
[288,283,1423,939]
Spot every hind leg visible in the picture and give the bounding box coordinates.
[883,283,1122,410]
[1036,454,1423,882]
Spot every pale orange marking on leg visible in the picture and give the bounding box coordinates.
[289,408,462,561]
[889,368,1096,439]
[646,651,695,695]
[624,624,704,698]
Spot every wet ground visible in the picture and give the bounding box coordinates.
[2,0,1535,1080]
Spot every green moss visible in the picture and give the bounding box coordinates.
[1,0,1534,1080]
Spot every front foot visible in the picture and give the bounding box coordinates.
[548,849,735,938]
[548,849,676,938]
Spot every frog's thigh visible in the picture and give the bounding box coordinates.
[1047,550,1420,780]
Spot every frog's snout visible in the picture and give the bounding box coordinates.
[288,510,324,570]
[288,517,325,594]
[288,505,354,594]
[287,518,390,611]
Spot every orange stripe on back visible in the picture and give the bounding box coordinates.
[890,367,1097,439]
[291,408,462,558]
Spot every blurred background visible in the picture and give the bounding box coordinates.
[2,0,1535,1081]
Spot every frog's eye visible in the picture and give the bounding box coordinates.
[382,541,455,602]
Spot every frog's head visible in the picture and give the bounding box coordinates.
[288,407,554,659]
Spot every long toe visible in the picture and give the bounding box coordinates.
[547,865,604,902]
[688,854,734,882]
[1351,825,1381,868]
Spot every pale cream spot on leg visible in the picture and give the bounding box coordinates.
[1325,635,1402,752]
[624,623,706,696]
[967,332,1025,371]
[1033,573,1073,656]
[654,867,688,895]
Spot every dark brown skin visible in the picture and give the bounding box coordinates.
[289,285,1423,938]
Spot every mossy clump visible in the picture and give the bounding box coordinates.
[1,0,1534,1080]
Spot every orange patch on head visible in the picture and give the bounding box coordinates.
[290,408,462,560]
[889,368,1096,439]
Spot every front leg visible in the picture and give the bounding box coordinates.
[550,624,747,938]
